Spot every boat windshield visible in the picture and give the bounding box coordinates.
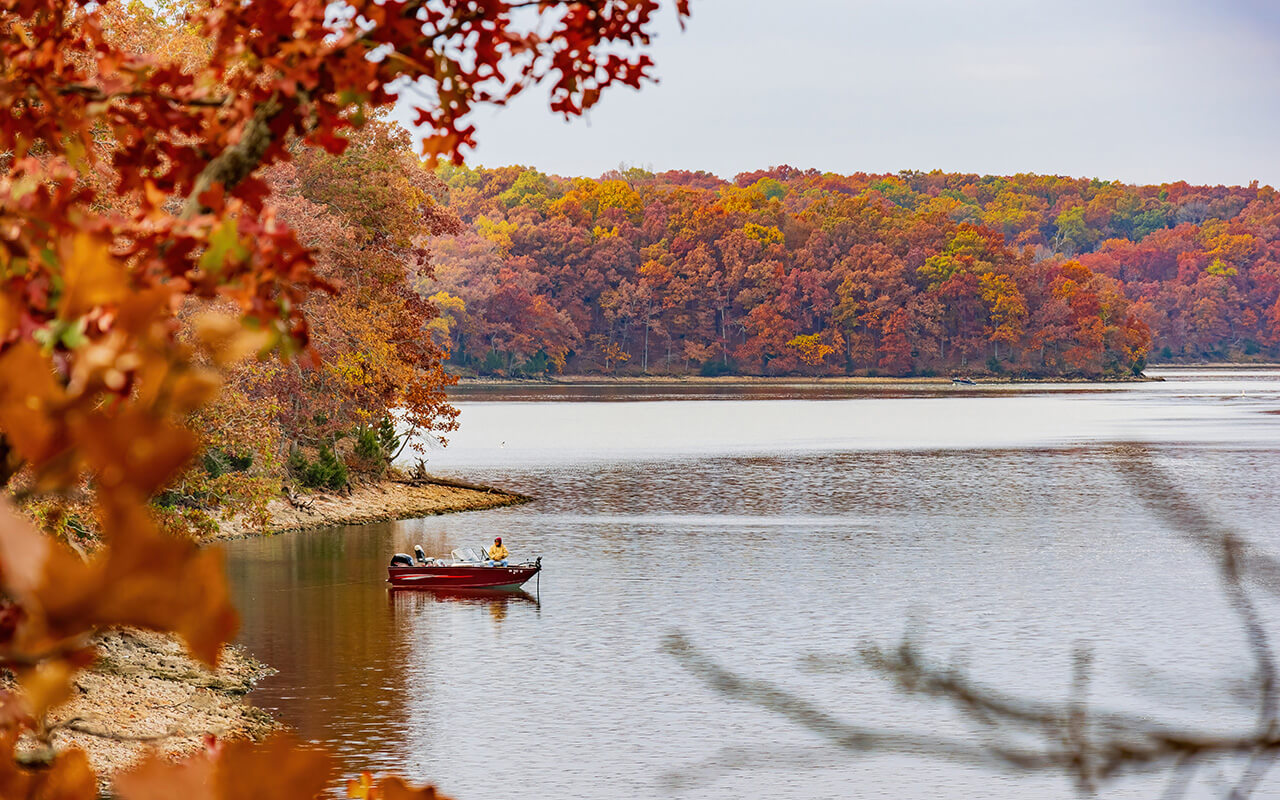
[450,547,486,563]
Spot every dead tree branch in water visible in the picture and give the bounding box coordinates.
[664,446,1280,797]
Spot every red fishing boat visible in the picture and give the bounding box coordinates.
[387,546,541,590]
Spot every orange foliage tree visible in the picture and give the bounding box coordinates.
[252,124,465,474]
[0,0,688,796]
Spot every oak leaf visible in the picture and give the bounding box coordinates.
[0,342,70,469]
[59,234,127,321]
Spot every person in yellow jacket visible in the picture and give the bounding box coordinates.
[487,536,509,566]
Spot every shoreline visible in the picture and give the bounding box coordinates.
[1145,361,1280,369]
[448,361,1280,387]
[210,476,531,540]
[454,373,1161,386]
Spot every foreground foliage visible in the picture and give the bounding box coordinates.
[0,0,686,796]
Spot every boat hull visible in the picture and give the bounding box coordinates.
[388,564,540,590]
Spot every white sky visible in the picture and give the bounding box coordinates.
[395,0,1280,186]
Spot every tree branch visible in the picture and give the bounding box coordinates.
[181,94,284,218]
[57,84,228,108]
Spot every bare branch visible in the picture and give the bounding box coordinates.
[1066,646,1096,794]
[1110,445,1280,597]
[57,84,228,108]
[49,715,183,742]
[664,446,1280,797]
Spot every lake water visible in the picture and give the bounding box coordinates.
[224,368,1280,799]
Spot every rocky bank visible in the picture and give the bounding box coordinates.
[18,629,277,782]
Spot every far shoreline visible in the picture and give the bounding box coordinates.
[453,373,1163,386]
[450,361,1280,388]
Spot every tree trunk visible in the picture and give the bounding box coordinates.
[643,320,649,373]
[719,308,728,362]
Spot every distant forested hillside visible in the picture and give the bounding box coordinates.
[423,165,1280,378]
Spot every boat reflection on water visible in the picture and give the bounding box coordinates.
[388,586,541,624]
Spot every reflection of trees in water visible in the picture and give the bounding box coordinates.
[666,446,1280,797]
[233,524,414,760]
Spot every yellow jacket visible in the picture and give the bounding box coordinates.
[488,543,510,560]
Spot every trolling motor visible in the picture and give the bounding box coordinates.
[414,545,429,564]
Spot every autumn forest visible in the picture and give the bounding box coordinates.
[425,163,1280,379]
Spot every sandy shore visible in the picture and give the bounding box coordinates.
[212,476,530,540]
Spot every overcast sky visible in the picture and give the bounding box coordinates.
[396,0,1280,186]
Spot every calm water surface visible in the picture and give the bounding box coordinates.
[225,368,1280,799]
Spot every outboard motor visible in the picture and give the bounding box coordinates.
[390,553,414,567]
[414,545,429,564]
